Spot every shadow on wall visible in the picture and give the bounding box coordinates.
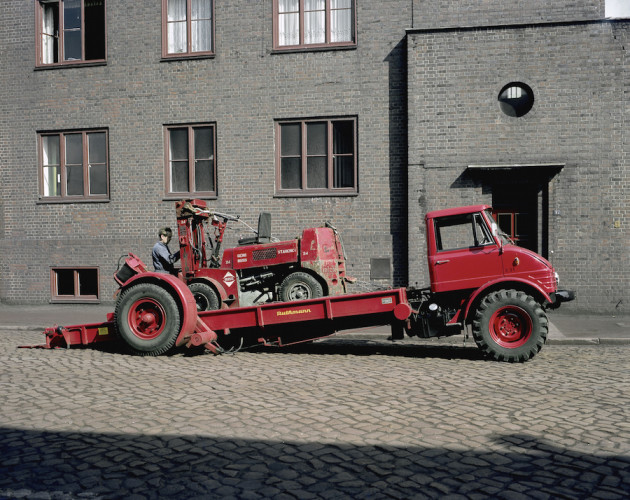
[385,38,409,287]
[1,427,627,498]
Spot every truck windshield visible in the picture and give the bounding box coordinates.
[484,209,514,246]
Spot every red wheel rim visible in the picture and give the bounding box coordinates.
[489,305,532,348]
[127,298,167,340]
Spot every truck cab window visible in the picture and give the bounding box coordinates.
[435,213,493,251]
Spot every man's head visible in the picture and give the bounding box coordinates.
[159,227,173,244]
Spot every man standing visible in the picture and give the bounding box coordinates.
[152,227,180,274]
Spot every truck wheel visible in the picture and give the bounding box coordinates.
[115,283,181,356]
[472,289,548,362]
[279,272,323,302]
[189,282,220,312]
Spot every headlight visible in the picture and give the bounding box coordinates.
[555,272,560,287]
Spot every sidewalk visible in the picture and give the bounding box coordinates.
[0,302,628,345]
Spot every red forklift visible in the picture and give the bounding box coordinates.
[170,200,351,311]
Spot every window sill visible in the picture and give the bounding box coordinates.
[162,195,218,202]
[161,54,215,62]
[50,298,100,304]
[35,61,107,71]
[37,198,110,204]
[271,44,356,55]
[274,191,358,198]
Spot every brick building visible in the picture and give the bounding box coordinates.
[0,1,627,313]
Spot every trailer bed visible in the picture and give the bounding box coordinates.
[30,288,413,354]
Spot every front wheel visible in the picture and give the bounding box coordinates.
[278,272,324,302]
[115,283,181,356]
[472,289,548,362]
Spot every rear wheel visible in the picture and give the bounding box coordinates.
[189,282,220,312]
[472,289,548,362]
[115,283,181,356]
[279,272,323,302]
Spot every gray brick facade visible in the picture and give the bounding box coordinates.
[0,1,627,313]
[408,19,629,313]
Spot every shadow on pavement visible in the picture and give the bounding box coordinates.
[1,427,628,499]
[49,338,488,362]
[259,339,487,361]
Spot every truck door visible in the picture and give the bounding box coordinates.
[428,212,503,293]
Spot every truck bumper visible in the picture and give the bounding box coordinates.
[548,289,575,309]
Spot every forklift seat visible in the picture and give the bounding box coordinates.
[238,212,271,245]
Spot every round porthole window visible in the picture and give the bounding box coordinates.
[498,82,534,117]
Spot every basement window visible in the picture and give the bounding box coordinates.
[36,0,106,67]
[51,267,100,302]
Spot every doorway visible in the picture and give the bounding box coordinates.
[491,184,538,253]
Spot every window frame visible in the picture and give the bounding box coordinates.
[50,266,100,303]
[434,213,495,253]
[38,129,110,203]
[164,123,218,199]
[35,0,107,68]
[275,117,358,197]
[161,0,215,59]
[272,0,357,51]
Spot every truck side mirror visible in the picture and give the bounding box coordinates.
[491,222,504,254]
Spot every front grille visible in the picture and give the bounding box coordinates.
[529,271,556,291]
[253,248,277,261]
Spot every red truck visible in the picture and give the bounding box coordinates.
[36,203,573,362]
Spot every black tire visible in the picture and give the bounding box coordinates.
[278,272,324,302]
[114,283,181,356]
[472,289,548,362]
[189,282,220,312]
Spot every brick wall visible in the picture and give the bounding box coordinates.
[0,0,411,304]
[408,20,629,313]
[1,1,626,313]
[412,0,604,29]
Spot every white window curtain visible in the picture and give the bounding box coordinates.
[168,0,187,53]
[331,0,352,42]
[192,0,212,52]
[42,4,56,64]
[305,0,325,45]
[278,0,299,46]
[42,136,60,197]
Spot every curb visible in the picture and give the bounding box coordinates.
[546,337,630,346]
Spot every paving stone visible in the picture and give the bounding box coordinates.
[2,332,630,498]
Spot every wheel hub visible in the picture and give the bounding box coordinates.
[289,285,309,300]
[128,299,166,340]
[489,305,532,348]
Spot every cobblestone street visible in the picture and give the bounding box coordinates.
[1,329,629,499]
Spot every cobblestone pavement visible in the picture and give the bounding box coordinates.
[1,330,629,500]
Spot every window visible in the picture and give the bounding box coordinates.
[498,82,534,117]
[39,130,109,201]
[434,213,493,252]
[162,0,214,58]
[274,0,355,50]
[276,118,357,195]
[165,124,217,197]
[51,267,99,302]
[36,0,106,66]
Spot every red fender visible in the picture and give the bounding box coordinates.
[121,272,198,346]
[462,277,553,323]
